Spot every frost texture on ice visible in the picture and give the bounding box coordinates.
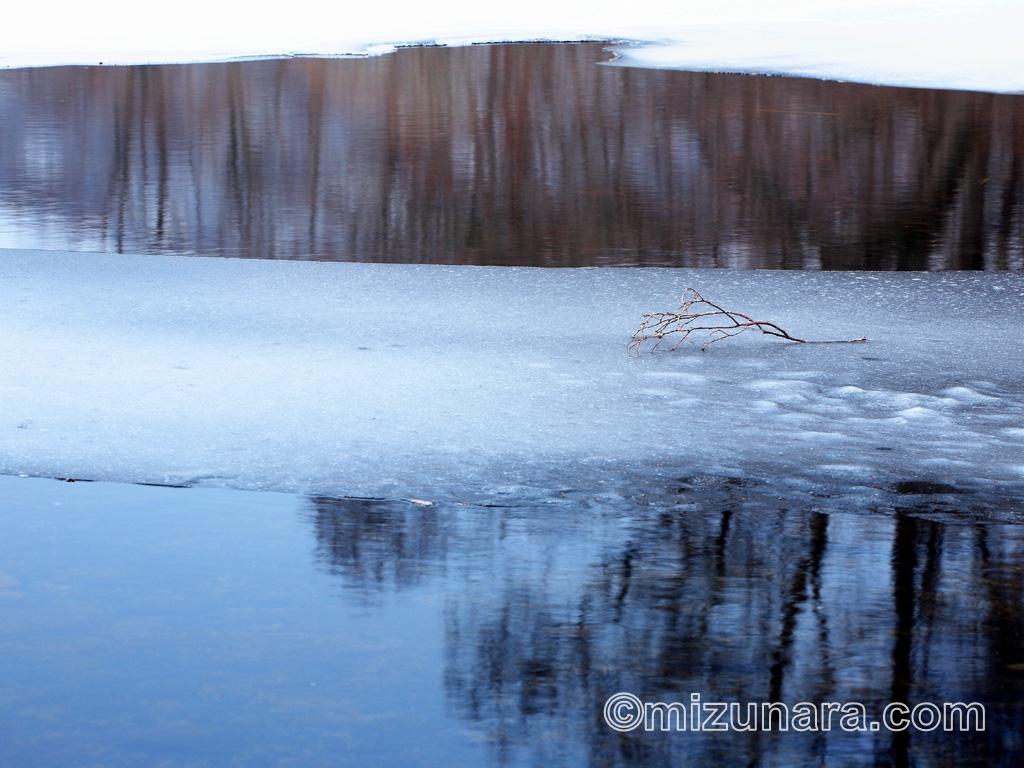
[2,250,1023,511]
[2,1,1023,93]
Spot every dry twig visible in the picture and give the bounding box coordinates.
[628,288,866,355]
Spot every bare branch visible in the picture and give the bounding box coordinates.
[628,287,866,355]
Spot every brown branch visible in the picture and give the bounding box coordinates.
[628,287,866,355]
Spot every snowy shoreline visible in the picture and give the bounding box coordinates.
[3,249,1023,515]
[3,2,1023,93]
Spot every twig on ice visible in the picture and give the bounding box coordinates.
[628,287,866,355]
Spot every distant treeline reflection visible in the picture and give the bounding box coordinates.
[307,493,1024,766]
[2,43,1022,268]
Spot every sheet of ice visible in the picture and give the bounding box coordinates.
[3,249,1023,512]
[610,5,1024,94]
[2,1,1023,93]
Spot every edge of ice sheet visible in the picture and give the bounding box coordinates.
[2,1,1023,94]
[608,14,1024,95]
[3,248,1024,515]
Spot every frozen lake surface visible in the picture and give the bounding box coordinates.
[3,249,1024,516]
[2,7,1024,763]
[2,474,1022,767]
[3,1,1023,93]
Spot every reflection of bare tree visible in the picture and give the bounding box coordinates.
[1,44,1021,267]
[889,514,927,768]
[307,496,452,593]
[973,525,1024,765]
[304,488,1024,766]
[451,506,1024,765]
[768,512,830,704]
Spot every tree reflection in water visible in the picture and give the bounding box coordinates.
[2,43,1022,268]
[307,493,1024,766]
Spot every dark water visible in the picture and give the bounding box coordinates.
[2,475,1022,766]
[1,43,1022,268]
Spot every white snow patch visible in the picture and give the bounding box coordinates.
[1,1,1023,93]
[896,407,951,422]
[611,2,1024,93]
[942,386,1000,404]
[833,386,866,396]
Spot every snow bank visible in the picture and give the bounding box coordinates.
[2,1,1023,92]
[611,4,1024,94]
[3,249,1023,513]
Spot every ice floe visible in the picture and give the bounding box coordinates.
[2,249,1023,512]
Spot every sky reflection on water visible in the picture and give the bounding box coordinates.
[3,476,1019,766]
[1,43,1022,268]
